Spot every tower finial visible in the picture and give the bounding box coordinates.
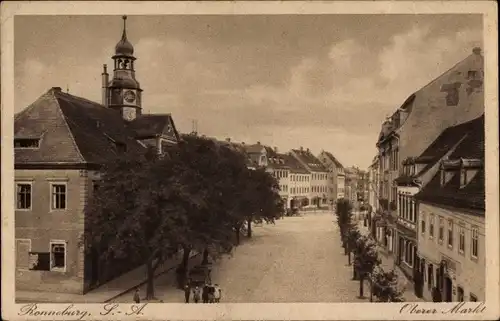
[122,15,128,39]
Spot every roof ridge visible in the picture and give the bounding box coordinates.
[52,91,86,163]
[54,90,107,109]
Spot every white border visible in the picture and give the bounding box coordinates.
[1,1,498,320]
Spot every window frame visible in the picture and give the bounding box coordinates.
[421,214,426,234]
[49,240,67,272]
[49,182,67,211]
[458,223,466,254]
[15,238,32,271]
[448,219,454,249]
[438,217,444,243]
[15,181,33,211]
[429,214,435,239]
[471,226,479,259]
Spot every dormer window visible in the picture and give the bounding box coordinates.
[467,70,478,80]
[14,138,40,149]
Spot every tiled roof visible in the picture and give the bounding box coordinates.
[127,114,180,142]
[414,115,484,176]
[14,88,182,166]
[285,154,309,174]
[322,151,344,168]
[291,149,327,172]
[414,115,485,212]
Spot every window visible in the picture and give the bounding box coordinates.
[448,219,454,248]
[14,138,40,148]
[16,183,32,210]
[457,287,464,301]
[51,184,67,210]
[459,224,465,254]
[50,241,66,271]
[471,227,479,258]
[16,239,31,270]
[470,293,477,302]
[468,70,477,79]
[421,215,426,234]
[430,215,435,238]
[438,217,444,243]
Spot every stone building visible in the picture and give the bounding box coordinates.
[14,16,181,294]
[290,147,329,209]
[414,115,484,302]
[318,150,345,206]
[373,46,484,277]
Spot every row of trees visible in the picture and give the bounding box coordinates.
[335,199,404,302]
[84,134,285,299]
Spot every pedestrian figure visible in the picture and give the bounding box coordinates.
[202,284,209,303]
[208,284,215,303]
[133,288,140,303]
[184,283,191,303]
[193,286,201,303]
[213,284,221,303]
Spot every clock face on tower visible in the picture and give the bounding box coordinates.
[123,90,136,104]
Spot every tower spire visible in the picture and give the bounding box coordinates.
[122,15,128,40]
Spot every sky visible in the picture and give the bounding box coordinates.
[14,14,482,169]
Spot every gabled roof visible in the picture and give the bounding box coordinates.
[291,149,327,172]
[321,151,344,168]
[128,113,180,142]
[285,154,309,174]
[414,115,484,176]
[15,88,146,166]
[414,115,485,212]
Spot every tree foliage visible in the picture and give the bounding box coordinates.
[371,267,405,302]
[84,135,283,299]
[353,235,381,297]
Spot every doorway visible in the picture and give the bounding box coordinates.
[444,276,453,302]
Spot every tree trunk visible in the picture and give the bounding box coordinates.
[347,251,351,265]
[180,246,191,271]
[235,227,241,245]
[359,274,365,298]
[369,274,373,302]
[247,219,252,238]
[146,259,155,300]
[202,248,209,265]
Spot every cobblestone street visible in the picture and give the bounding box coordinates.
[114,211,409,303]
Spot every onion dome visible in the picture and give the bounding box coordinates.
[115,16,134,56]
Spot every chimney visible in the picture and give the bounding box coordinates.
[242,142,245,145]
[102,64,109,107]
[226,137,231,142]
[306,148,310,153]
[472,47,481,55]
[274,146,278,152]
[300,146,303,151]
[257,141,261,145]
[52,87,62,92]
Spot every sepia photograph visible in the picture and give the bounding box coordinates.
[1,1,498,320]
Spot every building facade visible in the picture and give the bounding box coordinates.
[318,150,345,206]
[373,47,484,275]
[290,148,329,209]
[14,16,181,294]
[415,116,485,302]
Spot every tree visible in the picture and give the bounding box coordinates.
[335,199,355,256]
[243,168,284,238]
[353,235,381,298]
[371,267,405,302]
[85,150,197,300]
[346,226,361,267]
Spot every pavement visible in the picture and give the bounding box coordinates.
[16,251,200,303]
[354,215,424,302]
[115,210,391,303]
[17,211,422,303]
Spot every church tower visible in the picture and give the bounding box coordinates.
[105,16,143,121]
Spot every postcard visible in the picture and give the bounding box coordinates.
[1,1,498,320]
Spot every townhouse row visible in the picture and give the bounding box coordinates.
[367,47,485,302]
